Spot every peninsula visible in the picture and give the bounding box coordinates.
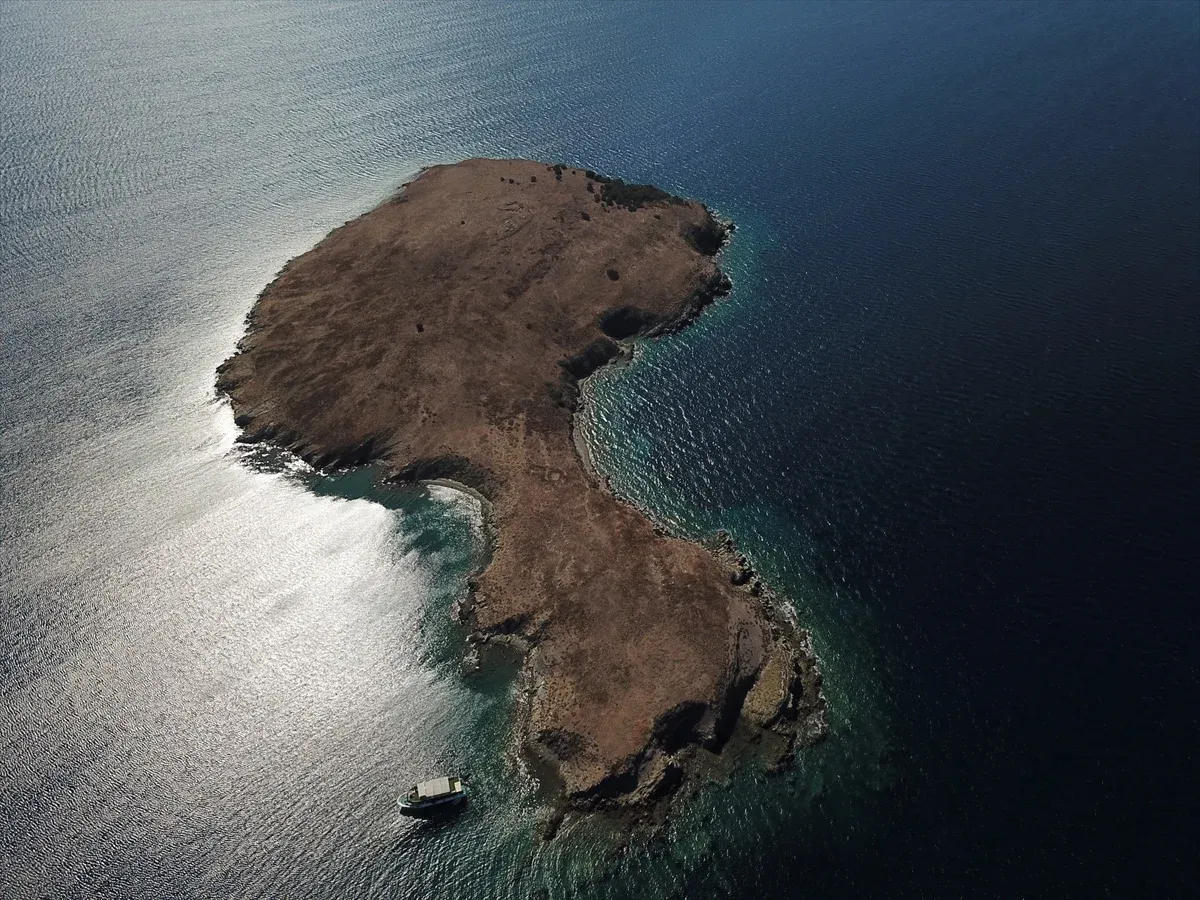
[217,158,825,824]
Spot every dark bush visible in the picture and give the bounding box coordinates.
[606,268,619,281]
[599,306,660,339]
[395,455,498,498]
[530,175,537,182]
[598,178,683,211]
[580,211,591,221]
[684,219,727,255]
[560,338,619,379]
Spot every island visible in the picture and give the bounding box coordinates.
[216,158,826,827]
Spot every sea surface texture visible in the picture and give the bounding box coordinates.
[1,2,1196,898]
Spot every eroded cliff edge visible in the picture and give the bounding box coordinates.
[216,158,826,824]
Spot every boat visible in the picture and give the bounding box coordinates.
[398,776,467,814]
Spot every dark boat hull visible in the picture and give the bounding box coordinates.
[398,794,467,817]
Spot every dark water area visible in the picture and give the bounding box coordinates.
[2,2,1197,897]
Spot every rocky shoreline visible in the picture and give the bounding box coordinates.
[216,157,825,830]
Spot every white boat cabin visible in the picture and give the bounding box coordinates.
[415,777,461,799]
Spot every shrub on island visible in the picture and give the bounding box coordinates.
[597,177,686,212]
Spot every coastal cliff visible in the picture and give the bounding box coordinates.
[216,158,826,824]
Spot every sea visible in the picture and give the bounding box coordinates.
[1,2,1196,897]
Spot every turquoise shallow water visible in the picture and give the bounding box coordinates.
[2,2,1198,897]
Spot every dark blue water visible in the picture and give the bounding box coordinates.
[2,2,1197,897]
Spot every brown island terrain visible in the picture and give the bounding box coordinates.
[217,158,826,827]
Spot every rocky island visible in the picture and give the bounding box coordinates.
[217,158,825,826]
